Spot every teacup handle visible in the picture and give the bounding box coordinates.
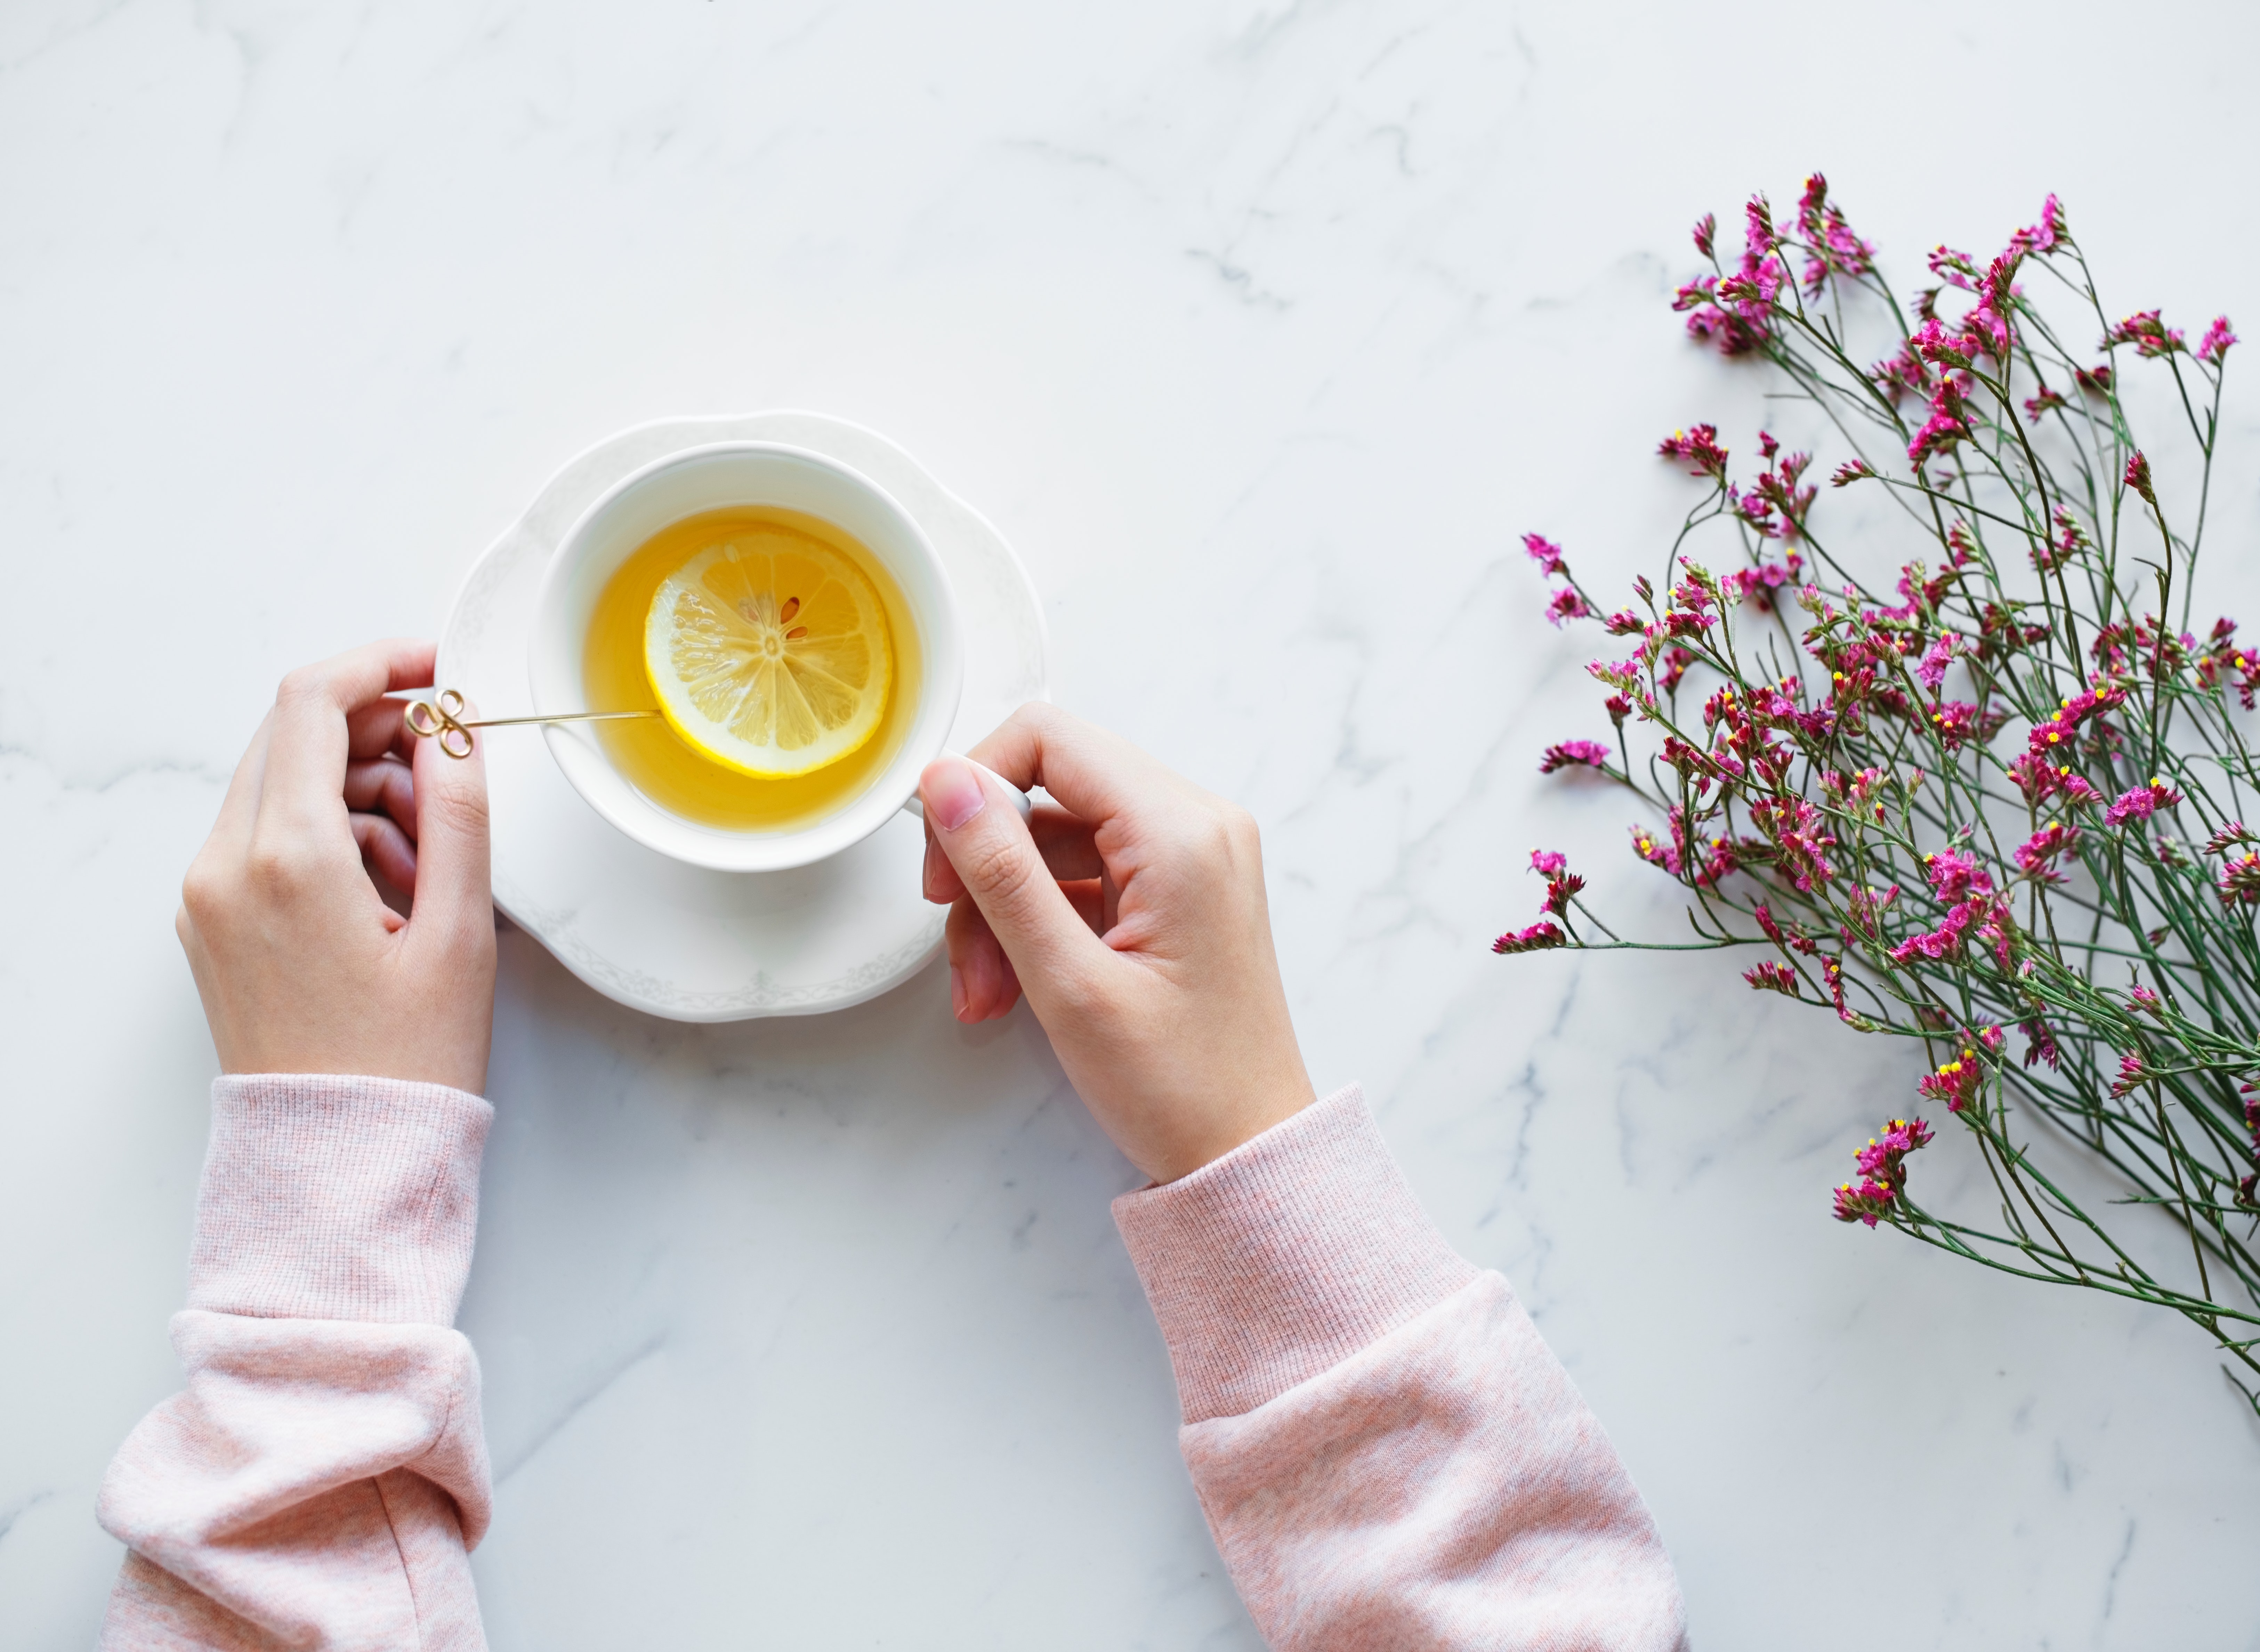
[899,756,1035,823]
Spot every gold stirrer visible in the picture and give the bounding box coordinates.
[403,688,657,759]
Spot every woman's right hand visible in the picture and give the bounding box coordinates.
[919,705,1315,1184]
[176,638,497,1094]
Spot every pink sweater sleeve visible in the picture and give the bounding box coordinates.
[98,1075,495,1651]
[1113,1084,1687,1650]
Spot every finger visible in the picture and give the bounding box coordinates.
[921,754,1110,1005]
[260,639,437,836]
[204,711,275,861]
[965,703,1191,835]
[946,898,1022,1022]
[925,802,1100,905]
[403,690,492,945]
[345,758,419,841]
[1059,878,1105,934]
[347,697,413,762]
[351,811,419,896]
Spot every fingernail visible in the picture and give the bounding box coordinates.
[949,964,968,1020]
[923,756,987,833]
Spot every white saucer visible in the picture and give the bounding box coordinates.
[436,412,1049,1021]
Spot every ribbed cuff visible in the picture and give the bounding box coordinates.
[1112,1084,1477,1425]
[186,1075,493,1326]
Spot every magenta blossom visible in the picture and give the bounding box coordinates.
[2013,821,2079,882]
[1523,532,1568,576]
[1744,961,1800,995]
[2028,684,2127,756]
[2103,779,2183,828]
[1546,588,1593,627]
[2198,316,2238,365]
[2008,194,2068,256]
[1491,922,1565,955]
[1832,1177,1897,1228]
[2218,852,2260,908]
[1908,410,1969,468]
[1857,1117,1937,1181]
[1540,739,1611,774]
[2107,310,2185,358]
[1888,898,1983,964]
[1529,849,1567,877]
[1658,424,1729,478]
[1922,847,1993,901]
[1919,1047,1983,1112]
[1915,633,1959,691]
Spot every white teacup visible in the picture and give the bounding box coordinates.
[530,442,967,872]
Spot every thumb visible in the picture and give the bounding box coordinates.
[406,698,494,947]
[922,754,1105,1000]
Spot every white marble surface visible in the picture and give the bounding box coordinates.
[5,1,2260,1645]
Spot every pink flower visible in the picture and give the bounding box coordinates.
[2129,984,2165,1019]
[1522,532,1568,575]
[1658,424,1729,478]
[1833,1177,1898,1228]
[2218,852,2260,908]
[1835,1115,1937,1226]
[1546,588,1593,627]
[2013,821,2079,881]
[1919,1048,1983,1112]
[2106,310,2185,358]
[1630,820,1681,876]
[2124,450,2156,505]
[1928,245,1981,292]
[1857,1116,1937,1179]
[2027,684,2127,756]
[1744,195,1778,259]
[2203,821,2253,856]
[2008,194,2068,256]
[1915,633,1959,691]
[1744,961,1800,995]
[1888,899,1979,964]
[1831,458,1876,487]
[1794,172,1876,293]
[1539,739,1611,774]
[2024,385,2068,423]
[1925,699,1984,751]
[1922,847,1993,901]
[2021,1016,2060,1070]
[1492,921,1566,955]
[2103,779,2182,828]
[1692,212,1717,260]
[2108,1052,2152,1099]
[1908,410,1968,468]
[2198,316,2238,365]
[1542,872,1586,916]
[1529,849,1567,876]
[1749,795,1837,890]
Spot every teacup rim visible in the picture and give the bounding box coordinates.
[527,439,966,873]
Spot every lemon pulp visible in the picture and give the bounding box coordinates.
[644,532,894,778]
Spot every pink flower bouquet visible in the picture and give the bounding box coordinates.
[1510,176,2260,1395]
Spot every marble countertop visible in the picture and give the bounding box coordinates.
[6,2,2259,1644]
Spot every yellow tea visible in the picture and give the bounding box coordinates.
[581,505,921,831]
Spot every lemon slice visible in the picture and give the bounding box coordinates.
[644,531,893,778]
